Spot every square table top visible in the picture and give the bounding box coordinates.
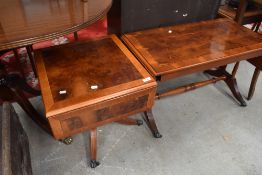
[35,35,156,117]
[122,18,262,80]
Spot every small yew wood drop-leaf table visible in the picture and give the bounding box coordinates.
[34,35,161,168]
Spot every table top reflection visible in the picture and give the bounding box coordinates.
[0,0,112,51]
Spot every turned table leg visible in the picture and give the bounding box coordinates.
[90,129,100,168]
[248,68,260,100]
[143,109,162,138]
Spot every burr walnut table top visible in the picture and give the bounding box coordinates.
[35,35,156,117]
[122,18,262,81]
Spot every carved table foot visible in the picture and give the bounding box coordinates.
[90,129,100,168]
[117,117,143,126]
[225,76,247,107]
[143,109,162,138]
[205,66,247,107]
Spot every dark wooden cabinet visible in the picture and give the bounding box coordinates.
[108,0,221,34]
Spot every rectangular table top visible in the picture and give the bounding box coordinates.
[35,35,156,117]
[122,18,262,80]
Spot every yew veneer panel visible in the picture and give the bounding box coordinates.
[122,18,262,81]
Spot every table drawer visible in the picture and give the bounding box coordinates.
[48,88,156,139]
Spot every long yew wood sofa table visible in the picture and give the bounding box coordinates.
[122,18,262,106]
[34,35,161,168]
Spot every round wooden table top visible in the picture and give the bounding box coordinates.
[0,0,112,51]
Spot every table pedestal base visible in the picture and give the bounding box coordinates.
[88,111,161,168]
[156,66,247,107]
[205,66,247,107]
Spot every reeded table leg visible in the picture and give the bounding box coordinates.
[90,129,100,168]
[143,109,162,138]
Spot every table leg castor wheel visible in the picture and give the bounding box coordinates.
[90,160,100,168]
[153,131,162,138]
[62,137,73,145]
[136,119,143,126]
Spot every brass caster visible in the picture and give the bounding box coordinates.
[136,119,143,126]
[62,137,73,145]
[90,160,100,168]
[153,131,162,138]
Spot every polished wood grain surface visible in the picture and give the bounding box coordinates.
[0,0,112,51]
[42,38,142,102]
[122,18,262,80]
[35,35,156,117]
